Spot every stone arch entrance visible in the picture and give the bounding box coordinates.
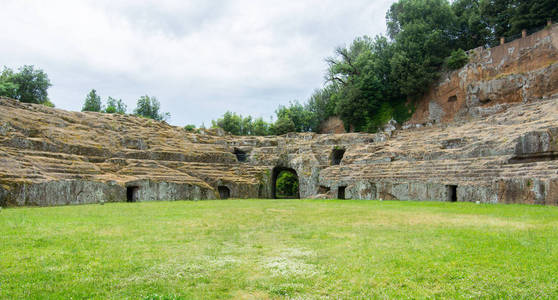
[218,186,231,199]
[271,166,299,199]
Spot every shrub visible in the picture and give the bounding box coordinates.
[183,124,196,132]
[446,49,469,70]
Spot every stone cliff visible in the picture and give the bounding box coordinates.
[409,23,558,125]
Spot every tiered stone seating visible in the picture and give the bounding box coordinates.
[1,95,558,206]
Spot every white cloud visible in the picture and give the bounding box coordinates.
[0,0,395,125]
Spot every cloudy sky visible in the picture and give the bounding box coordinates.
[1,0,395,126]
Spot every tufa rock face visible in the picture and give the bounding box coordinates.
[2,95,558,206]
[409,24,558,125]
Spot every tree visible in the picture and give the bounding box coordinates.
[0,65,51,104]
[252,117,272,136]
[275,101,315,133]
[326,36,401,132]
[305,86,338,131]
[387,0,456,97]
[211,111,274,136]
[479,0,558,45]
[133,95,170,121]
[386,0,456,40]
[0,81,18,99]
[326,37,375,85]
[452,0,492,49]
[480,0,515,42]
[509,0,558,35]
[212,111,242,135]
[82,89,102,112]
[273,116,296,135]
[104,96,127,114]
[334,72,385,132]
[0,67,18,99]
[241,115,254,135]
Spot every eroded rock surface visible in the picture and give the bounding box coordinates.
[2,95,558,206]
[410,24,558,125]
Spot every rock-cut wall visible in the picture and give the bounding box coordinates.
[2,93,558,206]
[409,24,558,125]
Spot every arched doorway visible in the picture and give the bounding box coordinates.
[272,167,299,199]
[218,186,231,199]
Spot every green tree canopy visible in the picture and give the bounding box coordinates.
[446,49,469,70]
[480,0,515,41]
[273,116,296,135]
[275,101,315,133]
[326,36,406,132]
[0,68,18,99]
[104,96,127,114]
[305,86,339,131]
[0,65,51,104]
[452,0,492,49]
[252,117,272,136]
[387,0,456,96]
[133,95,170,121]
[82,89,102,112]
[183,124,197,132]
[211,111,274,136]
[212,111,243,135]
[480,0,557,43]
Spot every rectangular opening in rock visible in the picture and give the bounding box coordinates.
[447,185,457,202]
[448,95,457,102]
[338,186,346,199]
[234,148,247,162]
[332,148,345,165]
[218,186,230,199]
[126,186,139,202]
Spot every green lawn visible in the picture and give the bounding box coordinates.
[1,199,558,299]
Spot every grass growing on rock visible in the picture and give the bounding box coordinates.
[1,199,558,299]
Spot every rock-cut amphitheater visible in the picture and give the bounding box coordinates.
[2,25,558,207]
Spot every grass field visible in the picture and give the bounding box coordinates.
[1,199,558,299]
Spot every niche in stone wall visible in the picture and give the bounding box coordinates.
[127,186,139,202]
[218,186,231,199]
[234,148,248,162]
[447,185,457,202]
[331,148,346,165]
[448,95,457,102]
[480,98,492,104]
[318,185,330,194]
[338,186,346,200]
